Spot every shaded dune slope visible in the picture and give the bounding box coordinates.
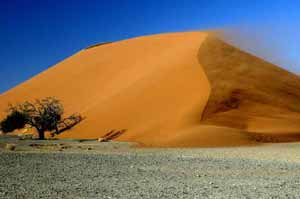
[199,35,300,135]
[1,31,300,147]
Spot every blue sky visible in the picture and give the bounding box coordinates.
[0,0,299,93]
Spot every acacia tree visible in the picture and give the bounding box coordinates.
[0,97,82,139]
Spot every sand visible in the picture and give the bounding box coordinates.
[1,31,300,147]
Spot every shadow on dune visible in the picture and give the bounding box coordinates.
[85,42,113,50]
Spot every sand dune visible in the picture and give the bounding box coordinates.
[199,35,300,131]
[1,31,300,147]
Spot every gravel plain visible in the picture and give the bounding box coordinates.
[0,135,300,199]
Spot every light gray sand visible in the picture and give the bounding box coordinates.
[0,135,300,199]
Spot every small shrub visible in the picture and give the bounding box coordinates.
[5,143,16,151]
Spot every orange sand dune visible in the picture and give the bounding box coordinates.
[1,31,300,147]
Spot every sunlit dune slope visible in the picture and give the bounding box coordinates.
[1,31,300,147]
[0,32,212,146]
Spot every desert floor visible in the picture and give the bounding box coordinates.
[0,135,300,199]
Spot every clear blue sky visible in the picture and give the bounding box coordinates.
[0,0,299,93]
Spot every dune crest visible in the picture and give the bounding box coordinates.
[1,31,300,147]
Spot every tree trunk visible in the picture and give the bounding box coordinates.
[37,128,45,140]
[55,125,59,135]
